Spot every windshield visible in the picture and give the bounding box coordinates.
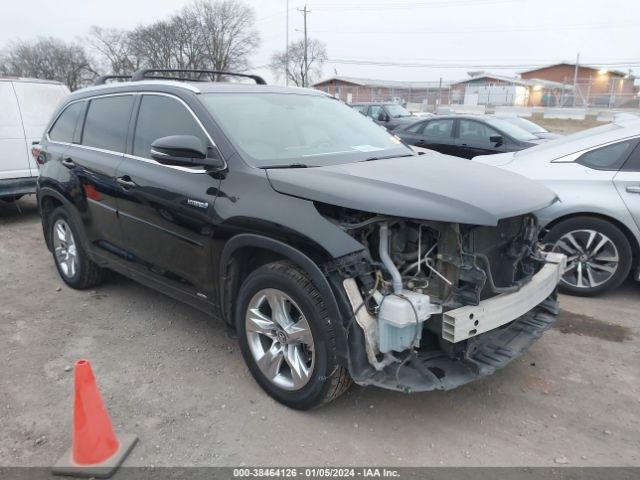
[201,93,412,167]
[486,118,538,142]
[503,116,548,134]
[386,104,412,117]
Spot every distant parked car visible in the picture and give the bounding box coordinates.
[351,102,420,131]
[496,115,562,140]
[0,78,69,201]
[475,117,640,296]
[394,115,546,159]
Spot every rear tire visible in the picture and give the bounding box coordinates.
[545,216,632,296]
[49,206,104,289]
[236,261,352,409]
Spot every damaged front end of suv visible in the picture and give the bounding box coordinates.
[322,209,564,392]
[268,155,565,393]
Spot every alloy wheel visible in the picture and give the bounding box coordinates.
[552,229,619,289]
[52,219,78,279]
[245,288,315,391]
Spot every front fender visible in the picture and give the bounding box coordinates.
[219,233,352,368]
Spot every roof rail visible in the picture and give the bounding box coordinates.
[94,75,132,86]
[130,69,267,85]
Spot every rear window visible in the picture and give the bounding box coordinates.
[82,95,133,152]
[49,102,83,143]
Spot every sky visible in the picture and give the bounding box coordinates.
[1,0,639,85]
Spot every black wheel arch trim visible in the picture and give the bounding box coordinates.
[37,186,92,255]
[219,233,352,368]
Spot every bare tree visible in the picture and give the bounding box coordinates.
[187,0,260,73]
[123,0,259,75]
[0,37,96,89]
[270,38,327,87]
[87,26,142,75]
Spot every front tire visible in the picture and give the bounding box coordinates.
[545,216,632,296]
[236,261,352,409]
[49,206,104,289]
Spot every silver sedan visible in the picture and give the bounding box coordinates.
[474,116,640,296]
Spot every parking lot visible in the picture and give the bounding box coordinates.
[1,196,639,468]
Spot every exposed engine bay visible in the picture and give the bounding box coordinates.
[317,202,562,389]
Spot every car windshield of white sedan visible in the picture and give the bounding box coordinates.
[201,93,412,167]
[386,104,413,117]
[486,118,538,141]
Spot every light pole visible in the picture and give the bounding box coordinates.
[285,0,289,86]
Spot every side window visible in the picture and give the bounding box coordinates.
[577,140,636,171]
[49,102,83,143]
[133,95,208,159]
[459,119,498,141]
[352,105,365,114]
[405,121,425,134]
[620,142,640,171]
[423,119,454,138]
[368,105,383,120]
[82,96,133,152]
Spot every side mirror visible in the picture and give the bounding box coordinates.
[377,112,390,122]
[150,135,225,170]
[489,135,504,146]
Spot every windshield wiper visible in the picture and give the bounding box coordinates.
[363,154,414,162]
[261,163,310,169]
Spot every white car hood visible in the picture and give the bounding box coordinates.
[473,152,517,167]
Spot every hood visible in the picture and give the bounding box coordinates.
[536,132,562,140]
[473,151,517,167]
[266,153,557,226]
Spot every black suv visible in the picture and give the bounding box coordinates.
[37,69,565,409]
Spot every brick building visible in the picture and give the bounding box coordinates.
[520,63,637,107]
[312,76,452,108]
[450,73,570,107]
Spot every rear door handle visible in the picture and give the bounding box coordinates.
[116,176,137,189]
[626,186,640,194]
[61,158,75,168]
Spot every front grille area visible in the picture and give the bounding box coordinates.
[458,214,543,303]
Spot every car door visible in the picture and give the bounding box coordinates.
[404,118,456,155]
[13,81,70,176]
[0,82,29,180]
[115,93,222,302]
[61,95,134,263]
[457,119,508,159]
[613,140,640,231]
[367,105,387,127]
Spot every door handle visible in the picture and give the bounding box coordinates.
[61,157,75,168]
[626,186,640,194]
[116,176,137,189]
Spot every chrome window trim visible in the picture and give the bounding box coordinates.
[46,91,223,174]
[551,135,640,163]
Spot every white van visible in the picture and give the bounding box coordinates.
[1,78,69,201]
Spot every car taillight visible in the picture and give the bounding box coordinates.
[31,145,43,166]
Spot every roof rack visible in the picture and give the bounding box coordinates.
[94,75,132,86]
[130,69,266,85]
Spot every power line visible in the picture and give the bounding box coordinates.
[313,22,640,35]
[326,58,640,69]
[312,0,523,10]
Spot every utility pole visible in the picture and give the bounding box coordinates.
[572,52,580,107]
[298,5,310,87]
[285,0,289,86]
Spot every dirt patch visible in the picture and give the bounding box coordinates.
[554,310,634,343]
[530,114,607,135]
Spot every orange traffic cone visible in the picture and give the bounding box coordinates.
[53,360,137,478]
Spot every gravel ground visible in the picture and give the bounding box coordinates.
[1,196,639,467]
